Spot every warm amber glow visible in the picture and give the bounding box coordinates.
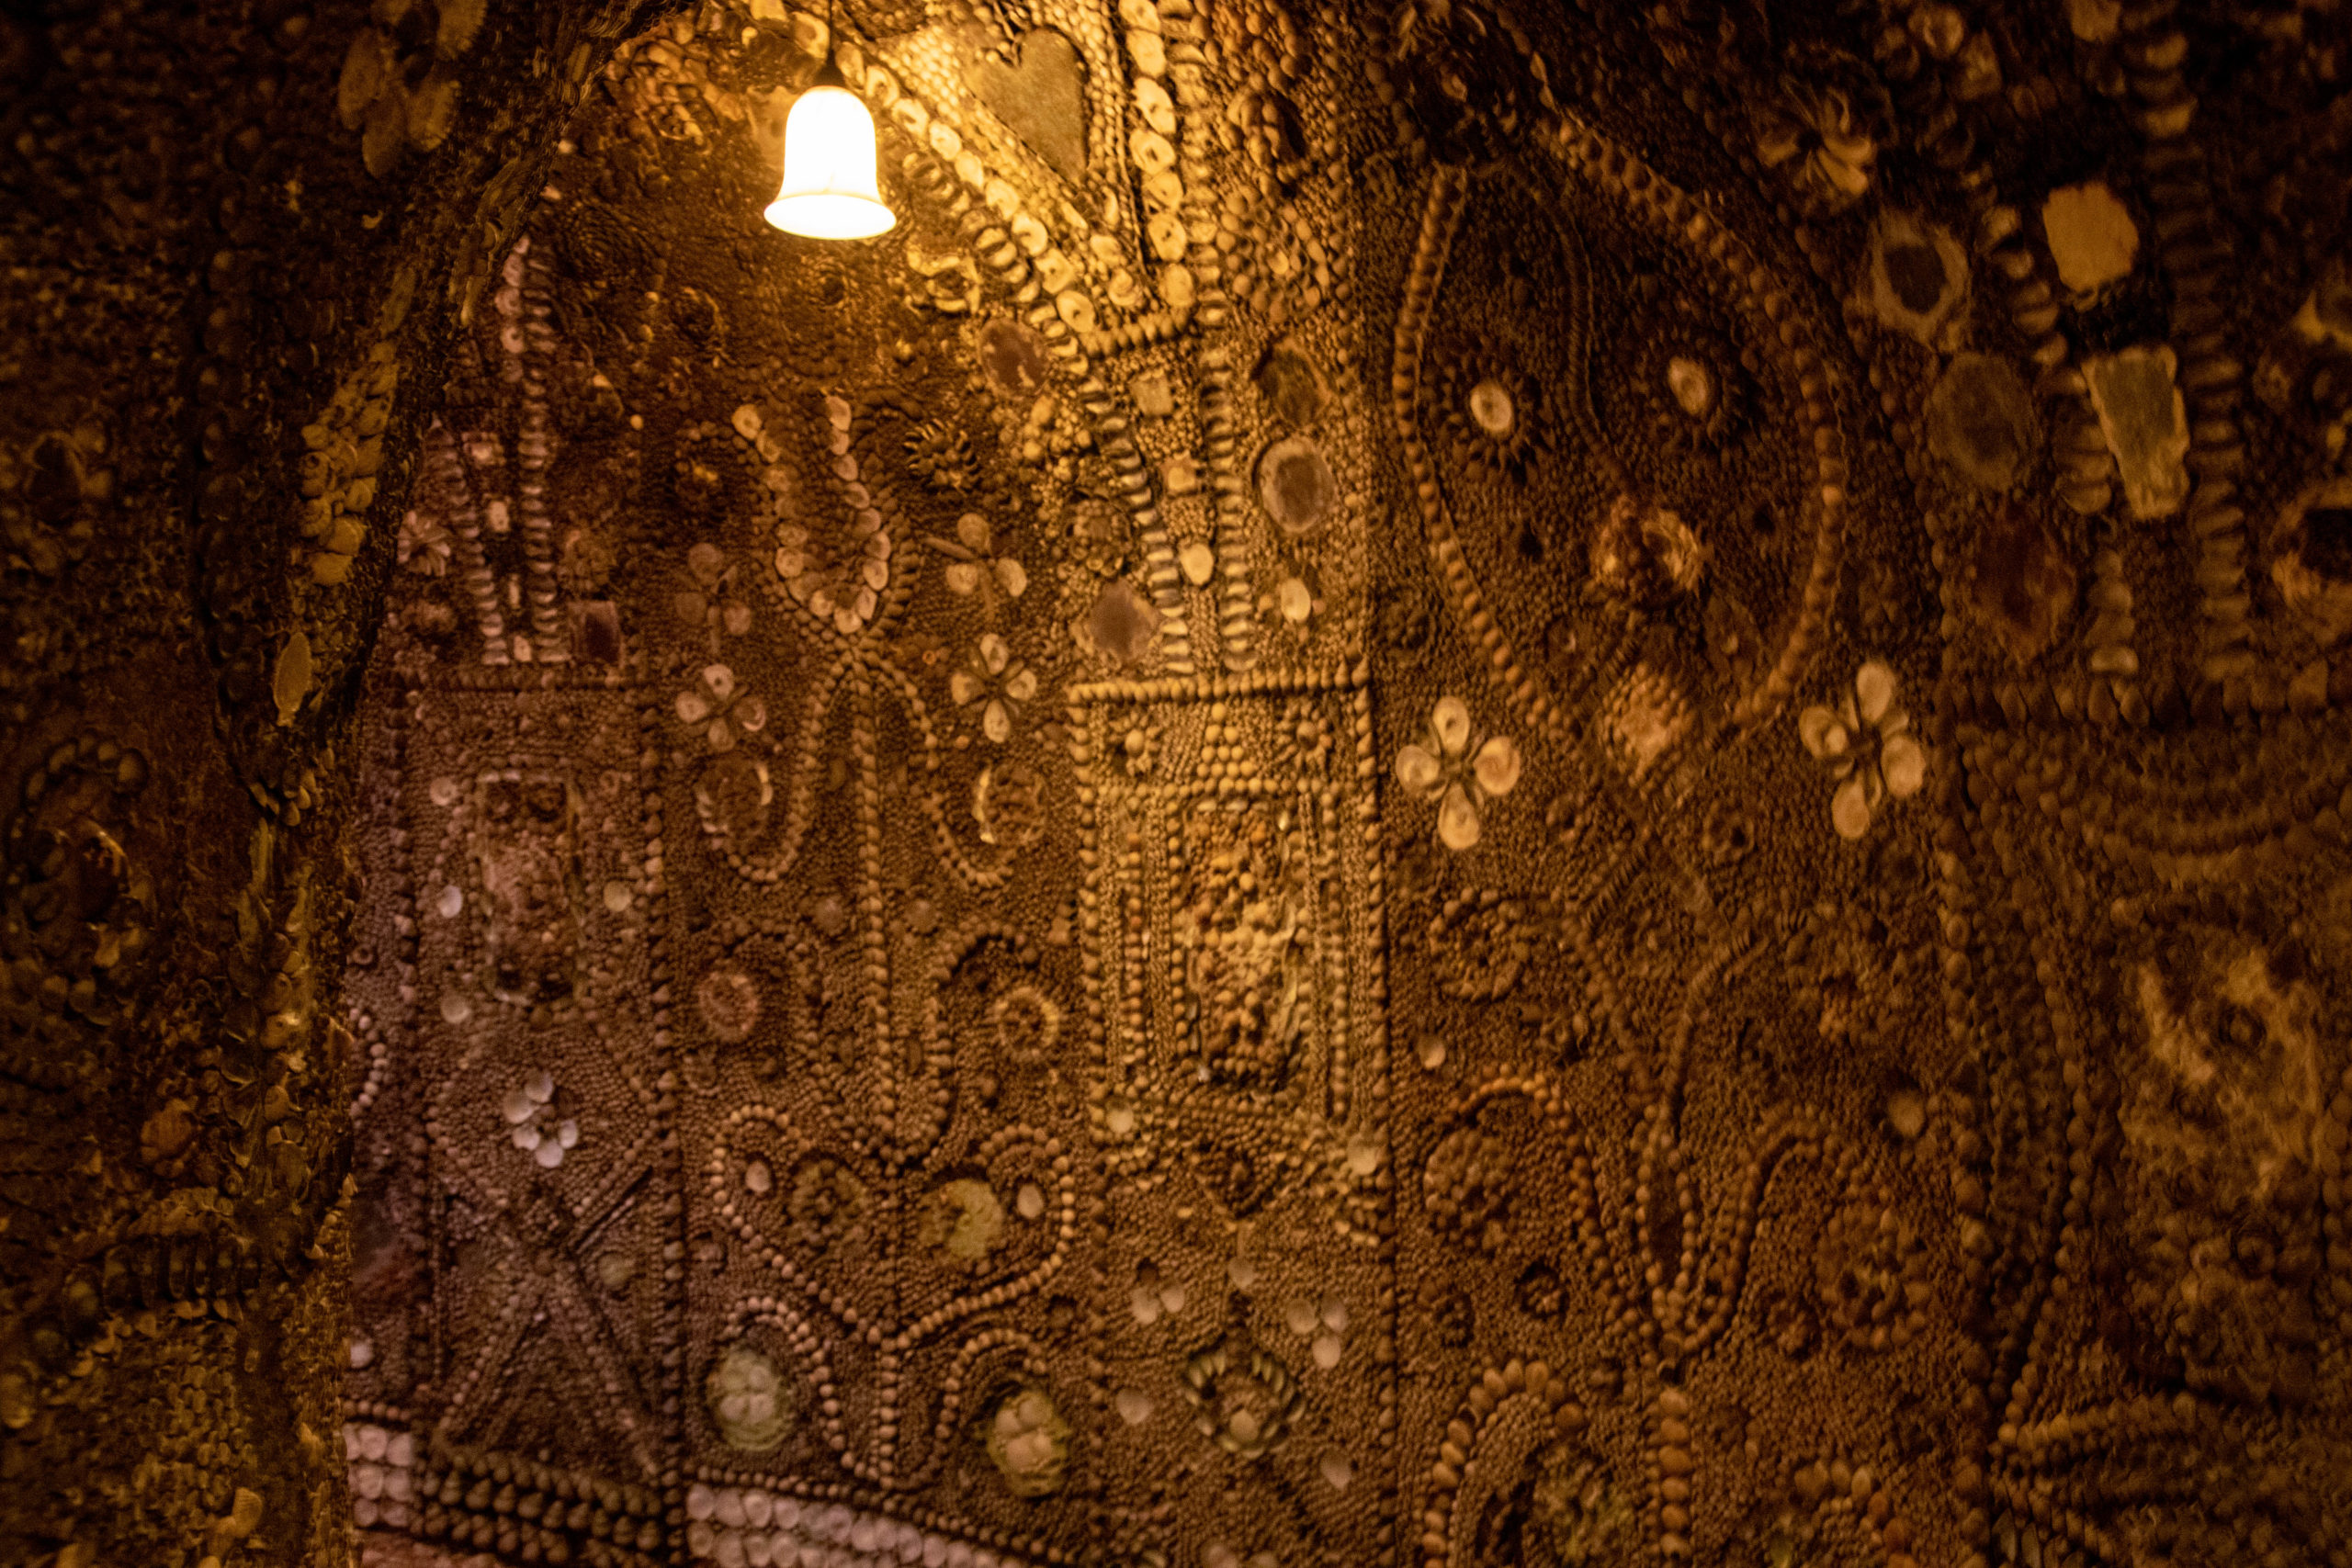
[763,83,896,241]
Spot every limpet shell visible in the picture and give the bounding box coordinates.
[1256,435,1336,536]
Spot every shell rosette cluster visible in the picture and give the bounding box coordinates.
[1395,695,1523,852]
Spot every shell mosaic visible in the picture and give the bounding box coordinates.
[5,0,2352,1566]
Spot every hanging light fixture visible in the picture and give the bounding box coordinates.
[763,0,896,241]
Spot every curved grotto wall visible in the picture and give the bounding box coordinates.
[3,0,666,1562]
[8,0,2352,1566]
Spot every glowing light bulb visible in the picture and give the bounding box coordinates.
[763,63,896,241]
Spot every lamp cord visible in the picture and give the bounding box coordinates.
[816,0,845,88]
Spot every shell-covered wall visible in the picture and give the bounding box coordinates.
[3,0,655,1562]
[8,0,2352,1565]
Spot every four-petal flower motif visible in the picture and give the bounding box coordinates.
[928,513,1029,607]
[502,1069,580,1169]
[950,633,1037,745]
[1394,695,1523,852]
[1800,659,1927,840]
[675,662,767,752]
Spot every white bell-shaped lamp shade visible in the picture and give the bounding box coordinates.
[763,67,896,241]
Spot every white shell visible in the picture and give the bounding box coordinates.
[1832,770,1873,840]
[1472,735,1522,799]
[1438,782,1483,852]
[1393,744,1442,795]
[1855,659,1899,726]
[1798,705,1849,761]
[1430,695,1473,758]
[1882,734,1928,798]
